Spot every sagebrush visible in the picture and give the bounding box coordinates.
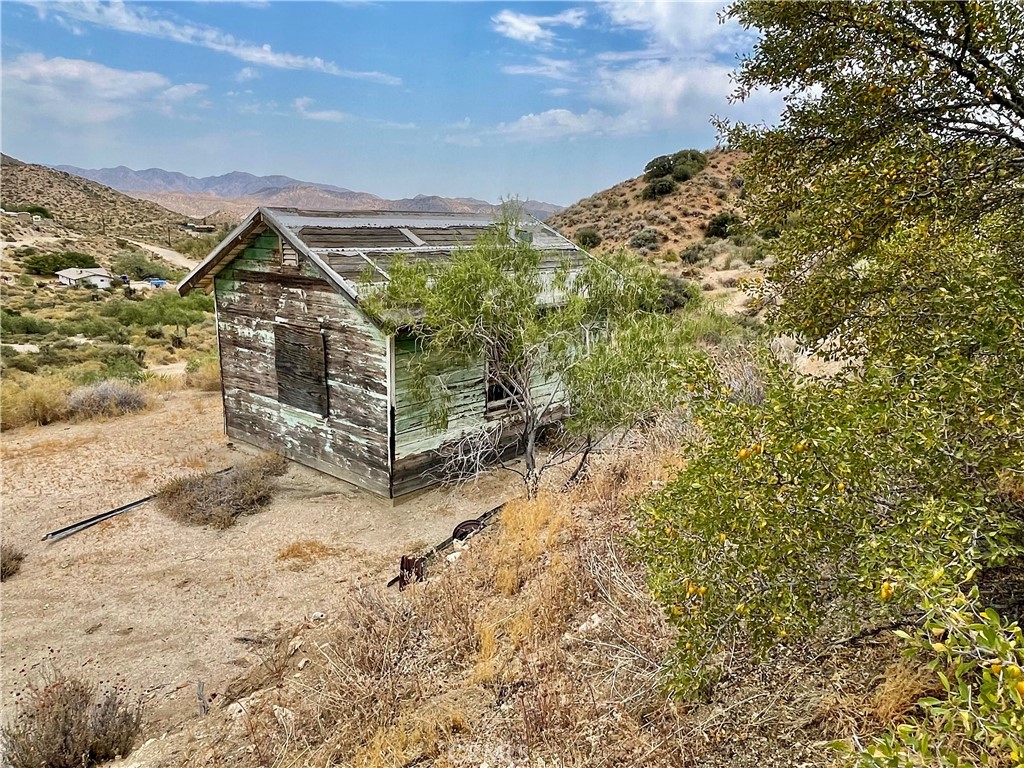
[2,668,143,768]
[158,454,288,528]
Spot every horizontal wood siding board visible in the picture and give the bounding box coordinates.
[232,269,334,293]
[226,391,390,470]
[391,424,524,497]
[226,424,389,497]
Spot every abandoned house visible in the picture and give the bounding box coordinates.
[177,207,589,498]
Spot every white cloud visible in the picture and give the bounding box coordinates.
[1,53,205,124]
[501,56,576,81]
[293,97,346,123]
[598,1,754,58]
[475,0,781,146]
[492,8,586,47]
[50,1,401,85]
[491,109,619,142]
[235,66,260,82]
[162,83,208,102]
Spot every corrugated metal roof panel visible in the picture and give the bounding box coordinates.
[297,226,417,249]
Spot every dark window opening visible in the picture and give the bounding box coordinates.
[274,325,329,417]
[486,353,520,415]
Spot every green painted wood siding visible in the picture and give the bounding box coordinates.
[214,230,391,495]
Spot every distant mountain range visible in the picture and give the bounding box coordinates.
[52,164,564,222]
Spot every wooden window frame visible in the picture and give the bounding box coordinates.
[274,324,329,418]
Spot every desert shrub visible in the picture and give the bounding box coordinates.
[1,541,26,581]
[185,355,221,391]
[2,350,39,374]
[643,154,675,180]
[22,251,98,276]
[641,178,677,200]
[629,228,661,250]
[171,231,226,260]
[670,149,708,181]
[2,203,53,219]
[575,227,602,249]
[680,244,707,265]
[100,348,147,383]
[637,352,1022,696]
[102,291,212,336]
[658,276,702,313]
[852,585,1024,766]
[1,309,54,336]
[705,211,742,238]
[158,454,289,528]
[2,668,143,768]
[110,250,178,281]
[0,375,70,430]
[67,381,148,419]
[644,149,707,182]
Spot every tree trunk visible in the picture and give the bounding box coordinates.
[524,423,539,498]
[563,435,593,491]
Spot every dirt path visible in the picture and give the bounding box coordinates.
[1,391,518,725]
[125,239,198,270]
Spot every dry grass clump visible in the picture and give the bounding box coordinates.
[1,541,27,581]
[143,374,181,395]
[277,539,337,569]
[157,454,288,529]
[185,356,220,391]
[67,380,148,419]
[0,375,70,430]
[1,668,143,768]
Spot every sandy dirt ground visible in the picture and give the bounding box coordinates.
[1,391,519,727]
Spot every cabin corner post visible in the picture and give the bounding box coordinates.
[386,333,397,498]
[213,284,228,436]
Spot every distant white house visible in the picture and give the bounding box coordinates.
[55,267,112,289]
[0,209,32,224]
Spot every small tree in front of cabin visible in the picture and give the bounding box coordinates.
[363,212,698,497]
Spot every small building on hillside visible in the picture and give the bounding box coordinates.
[56,267,112,289]
[177,207,588,498]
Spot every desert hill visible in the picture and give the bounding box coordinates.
[549,149,745,255]
[55,163,565,223]
[1,155,184,240]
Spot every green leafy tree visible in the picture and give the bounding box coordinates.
[111,250,179,281]
[362,211,702,497]
[638,2,1024,743]
[22,251,98,275]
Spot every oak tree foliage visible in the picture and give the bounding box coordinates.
[639,5,1024,761]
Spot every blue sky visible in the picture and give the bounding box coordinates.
[1,1,781,206]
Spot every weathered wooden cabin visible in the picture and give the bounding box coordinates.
[177,207,588,498]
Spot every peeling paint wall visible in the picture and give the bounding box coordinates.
[214,231,391,496]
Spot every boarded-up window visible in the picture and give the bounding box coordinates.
[274,325,328,417]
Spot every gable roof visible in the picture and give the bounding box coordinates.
[176,207,587,302]
[56,267,111,280]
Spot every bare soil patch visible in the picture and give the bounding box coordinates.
[1,390,519,728]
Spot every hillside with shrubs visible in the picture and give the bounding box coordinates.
[549,148,747,259]
[0,160,222,433]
